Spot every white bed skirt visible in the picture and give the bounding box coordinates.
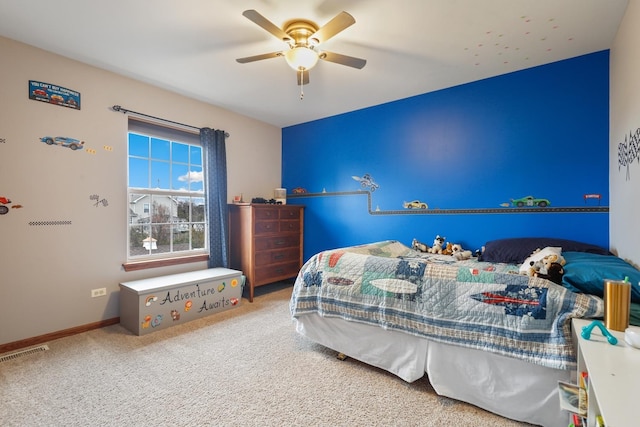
[294,314,570,427]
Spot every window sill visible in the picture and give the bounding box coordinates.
[123,254,209,272]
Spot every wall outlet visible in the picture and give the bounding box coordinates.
[91,288,107,298]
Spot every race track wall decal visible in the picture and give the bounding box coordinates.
[28,220,72,226]
[288,191,609,215]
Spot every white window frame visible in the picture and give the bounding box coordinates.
[126,119,208,264]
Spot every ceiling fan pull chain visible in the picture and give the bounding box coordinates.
[299,70,304,100]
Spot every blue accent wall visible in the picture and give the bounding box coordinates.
[282,51,610,260]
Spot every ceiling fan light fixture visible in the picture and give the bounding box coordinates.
[284,46,319,71]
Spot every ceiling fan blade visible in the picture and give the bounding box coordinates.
[236,51,283,64]
[242,10,292,43]
[319,51,366,69]
[309,11,355,45]
[296,70,310,86]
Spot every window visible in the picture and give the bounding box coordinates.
[127,120,207,261]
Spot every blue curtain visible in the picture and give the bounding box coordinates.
[201,128,228,268]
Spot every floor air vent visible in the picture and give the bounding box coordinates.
[0,344,49,362]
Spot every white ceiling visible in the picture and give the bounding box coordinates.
[0,0,629,128]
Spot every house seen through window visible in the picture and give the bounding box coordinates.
[127,120,207,259]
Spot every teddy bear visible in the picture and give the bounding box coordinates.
[519,247,566,276]
[535,261,565,285]
[450,243,473,260]
[428,235,446,254]
[543,252,566,267]
[527,259,545,276]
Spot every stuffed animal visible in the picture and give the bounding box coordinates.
[411,238,429,253]
[527,259,545,276]
[543,252,566,267]
[519,247,565,275]
[428,235,446,254]
[535,262,565,285]
[441,242,454,256]
[527,251,565,284]
[451,243,472,260]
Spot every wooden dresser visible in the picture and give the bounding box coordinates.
[228,204,304,302]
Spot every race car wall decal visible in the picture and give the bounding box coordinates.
[39,136,85,151]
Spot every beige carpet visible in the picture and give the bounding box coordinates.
[0,282,532,427]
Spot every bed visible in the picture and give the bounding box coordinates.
[290,238,640,427]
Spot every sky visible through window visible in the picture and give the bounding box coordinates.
[128,133,203,192]
[127,131,207,259]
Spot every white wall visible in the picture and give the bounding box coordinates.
[0,36,282,345]
[610,0,640,267]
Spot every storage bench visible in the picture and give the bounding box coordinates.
[119,268,243,335]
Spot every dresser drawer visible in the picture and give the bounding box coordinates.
[254,220,279,234]
[254,208,279,220]
[254,235,299,251]
[279,220,301,233]
[279,208,301,220]
[254,261,301,284]
[254,248,300,266]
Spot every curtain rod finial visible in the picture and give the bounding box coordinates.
[112,105,122,112]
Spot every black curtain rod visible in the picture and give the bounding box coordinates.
[111,105,229,137]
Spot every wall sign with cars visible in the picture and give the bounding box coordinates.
[29,80,81,110]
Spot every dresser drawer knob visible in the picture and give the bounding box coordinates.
[274,254,284,260]
[274,239,285,246]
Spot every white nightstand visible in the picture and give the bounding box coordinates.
[573,318,640,426]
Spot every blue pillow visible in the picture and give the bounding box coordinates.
[562,251,640,303]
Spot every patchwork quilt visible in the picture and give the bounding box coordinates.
[290,240,604,370]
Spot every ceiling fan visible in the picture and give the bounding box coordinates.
[236,9,367,87]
